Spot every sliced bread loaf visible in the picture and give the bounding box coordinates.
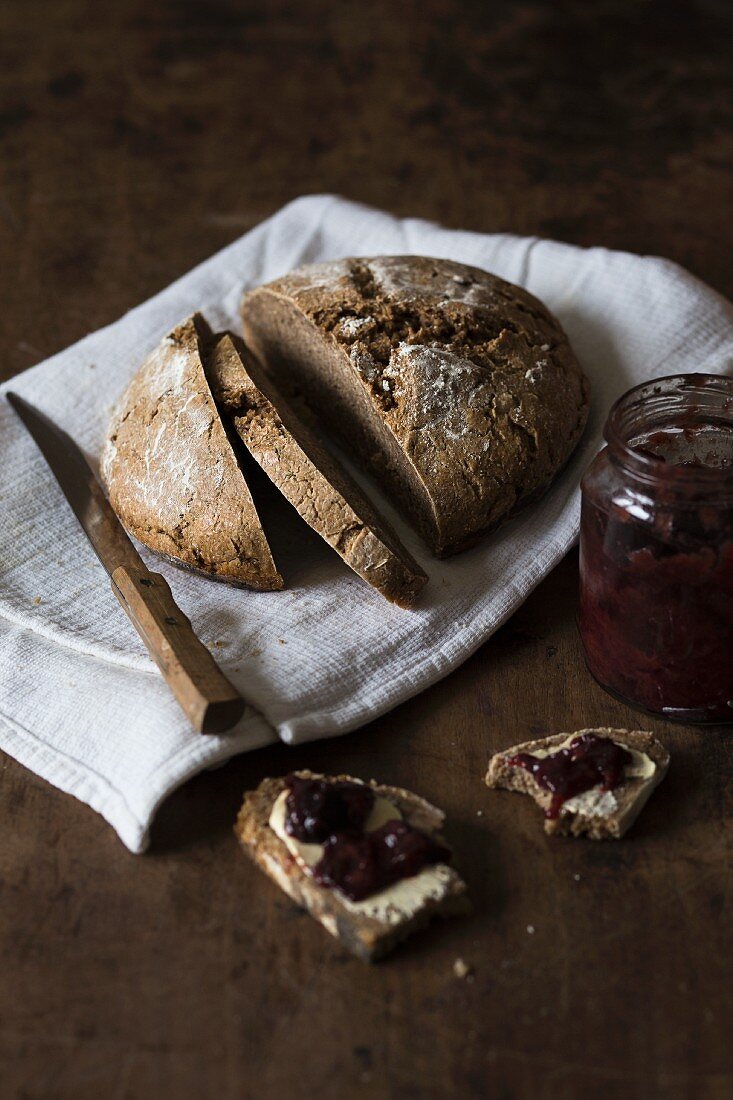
[101,314,283,589]
[486,728,670,839]
[241,256,589,556]
[235,771,470,961]
[205,333,428,608]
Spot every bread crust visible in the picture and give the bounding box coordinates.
[235,772,470,960]
[242,256,589,556]
[486,728,670,839]
[206,334,428,608]
[101,314,282,589]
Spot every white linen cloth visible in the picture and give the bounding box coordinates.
[1,195,731,852]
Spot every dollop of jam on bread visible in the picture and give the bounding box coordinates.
[506,732,633,820]
[284,774,375,842]
[284,775,452,902]
[314,820,451,902]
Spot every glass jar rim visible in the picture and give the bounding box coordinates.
[604,372,733,488]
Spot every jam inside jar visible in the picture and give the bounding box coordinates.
[579,374,733,724]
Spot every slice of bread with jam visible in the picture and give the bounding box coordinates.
[235,771,469,961]
[486,728,670,839]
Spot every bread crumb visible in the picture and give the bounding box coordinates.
[453,957,474,980]
[32,596,42,605]
[213,640,226,648]
[278,639,286,645]
[526,925,535,935]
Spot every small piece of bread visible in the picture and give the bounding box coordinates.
[235,771,470,960]
[101,314,283,590]
[485,728,670,839]
[206,332,428,608]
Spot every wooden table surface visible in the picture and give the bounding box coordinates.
[1,2,731,1097]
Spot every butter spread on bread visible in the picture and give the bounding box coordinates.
[268,786,456,924]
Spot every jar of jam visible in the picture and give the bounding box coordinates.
[579,374,733,724]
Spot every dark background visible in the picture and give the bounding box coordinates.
[1,2,731,1098]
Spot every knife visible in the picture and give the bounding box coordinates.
[6,392,246,735]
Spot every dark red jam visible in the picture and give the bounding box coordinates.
[284,776,451,902]
[284,774,375,842]
[579,376,733,723]
[506,733,632,819]
[314,820,451,902]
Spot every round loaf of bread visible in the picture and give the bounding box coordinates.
[242,256,590,556]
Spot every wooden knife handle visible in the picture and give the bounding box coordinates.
[111,564,246,735]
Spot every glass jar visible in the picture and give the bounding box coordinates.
[579,374,733,724]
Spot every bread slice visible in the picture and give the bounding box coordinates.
[235,771,470,960]
[101,314,283,590]
[205,332,428,608]
[486,728,670,839]
[241,256,589,556]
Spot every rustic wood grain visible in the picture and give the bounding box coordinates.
[1,1,731,1098]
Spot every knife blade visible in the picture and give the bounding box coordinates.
[6,392,246,735]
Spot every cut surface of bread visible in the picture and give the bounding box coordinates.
[235,771,470,960]
[486,728,670,839]
[101,314,282,589]
[205,333,428,608]
[241,256,589,556]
